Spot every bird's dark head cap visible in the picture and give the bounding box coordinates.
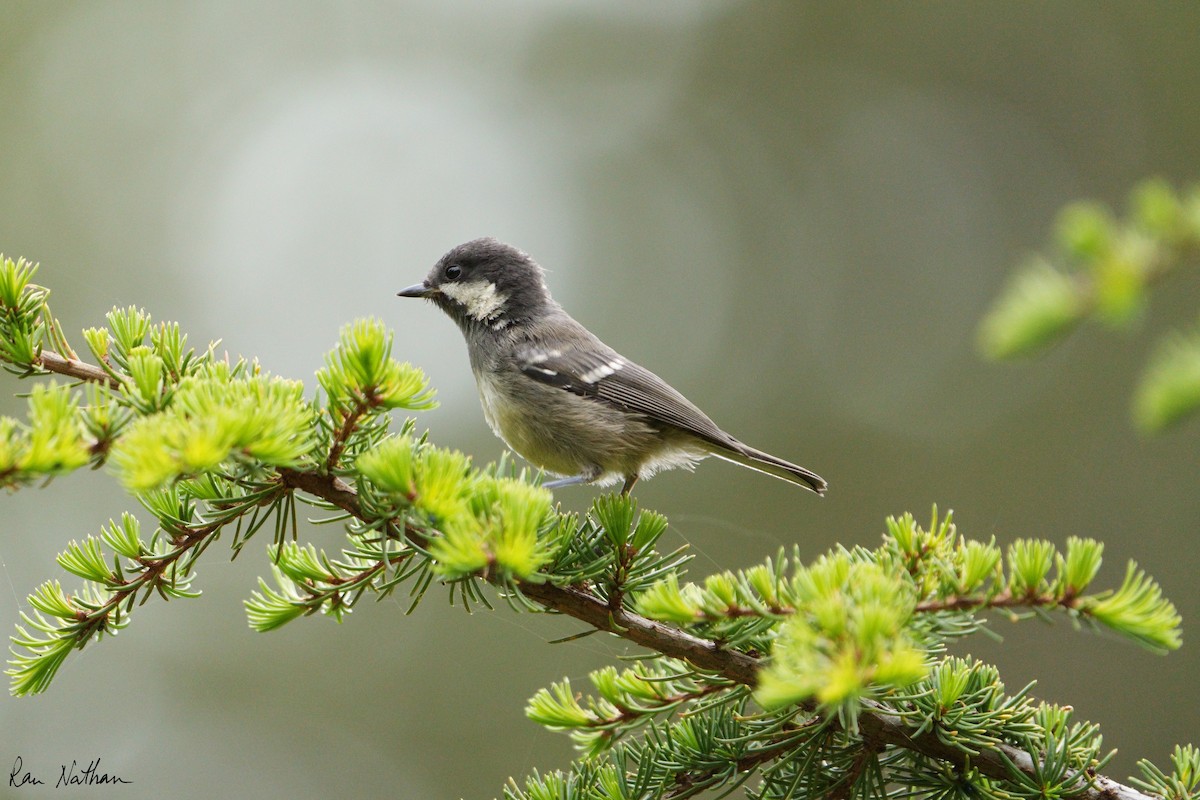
[399,238,552,330]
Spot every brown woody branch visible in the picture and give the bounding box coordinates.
[34,350,121,388]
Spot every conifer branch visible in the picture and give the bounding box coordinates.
[16,351,762,685]
[280,467,1154,800]
[913,588,1074,614]
[279,466,762,685]
[855,703,1147,800]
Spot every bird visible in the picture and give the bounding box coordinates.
[397,238,826,497]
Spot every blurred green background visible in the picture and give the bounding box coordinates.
[2,3,1197,797]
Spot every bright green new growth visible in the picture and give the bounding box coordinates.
[318,317,437,413]
[753,559,926,714]
[978,260,1084,360]
[111,363,317,490]
[0,382,91,484]
[0,253,1194,800]
[1134,322,1200,431]
[634,509,1180,726]
[978,179,1200,432]
[0,256,55,369]
[357,433,559,579]
[1135,745,1200,800]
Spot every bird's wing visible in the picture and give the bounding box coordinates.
[516,344,736,450]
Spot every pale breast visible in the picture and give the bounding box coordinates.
[475,369,508,440]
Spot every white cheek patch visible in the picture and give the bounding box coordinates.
[441,279,507,322]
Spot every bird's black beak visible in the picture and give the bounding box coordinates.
[397,282,433,298]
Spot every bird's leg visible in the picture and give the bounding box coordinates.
[620,474,639,495]
[542,475,590,489]
[543,466,602,490]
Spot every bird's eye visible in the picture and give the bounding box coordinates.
[444,264,463,280]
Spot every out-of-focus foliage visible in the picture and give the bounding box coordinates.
[978,180,1200,432]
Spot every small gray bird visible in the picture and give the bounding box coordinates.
[398,238,826,496]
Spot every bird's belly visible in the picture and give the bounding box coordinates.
[473,369,657,479]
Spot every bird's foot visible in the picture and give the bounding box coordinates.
[542,475,589,489]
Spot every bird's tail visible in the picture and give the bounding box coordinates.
[708,442,827,495]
